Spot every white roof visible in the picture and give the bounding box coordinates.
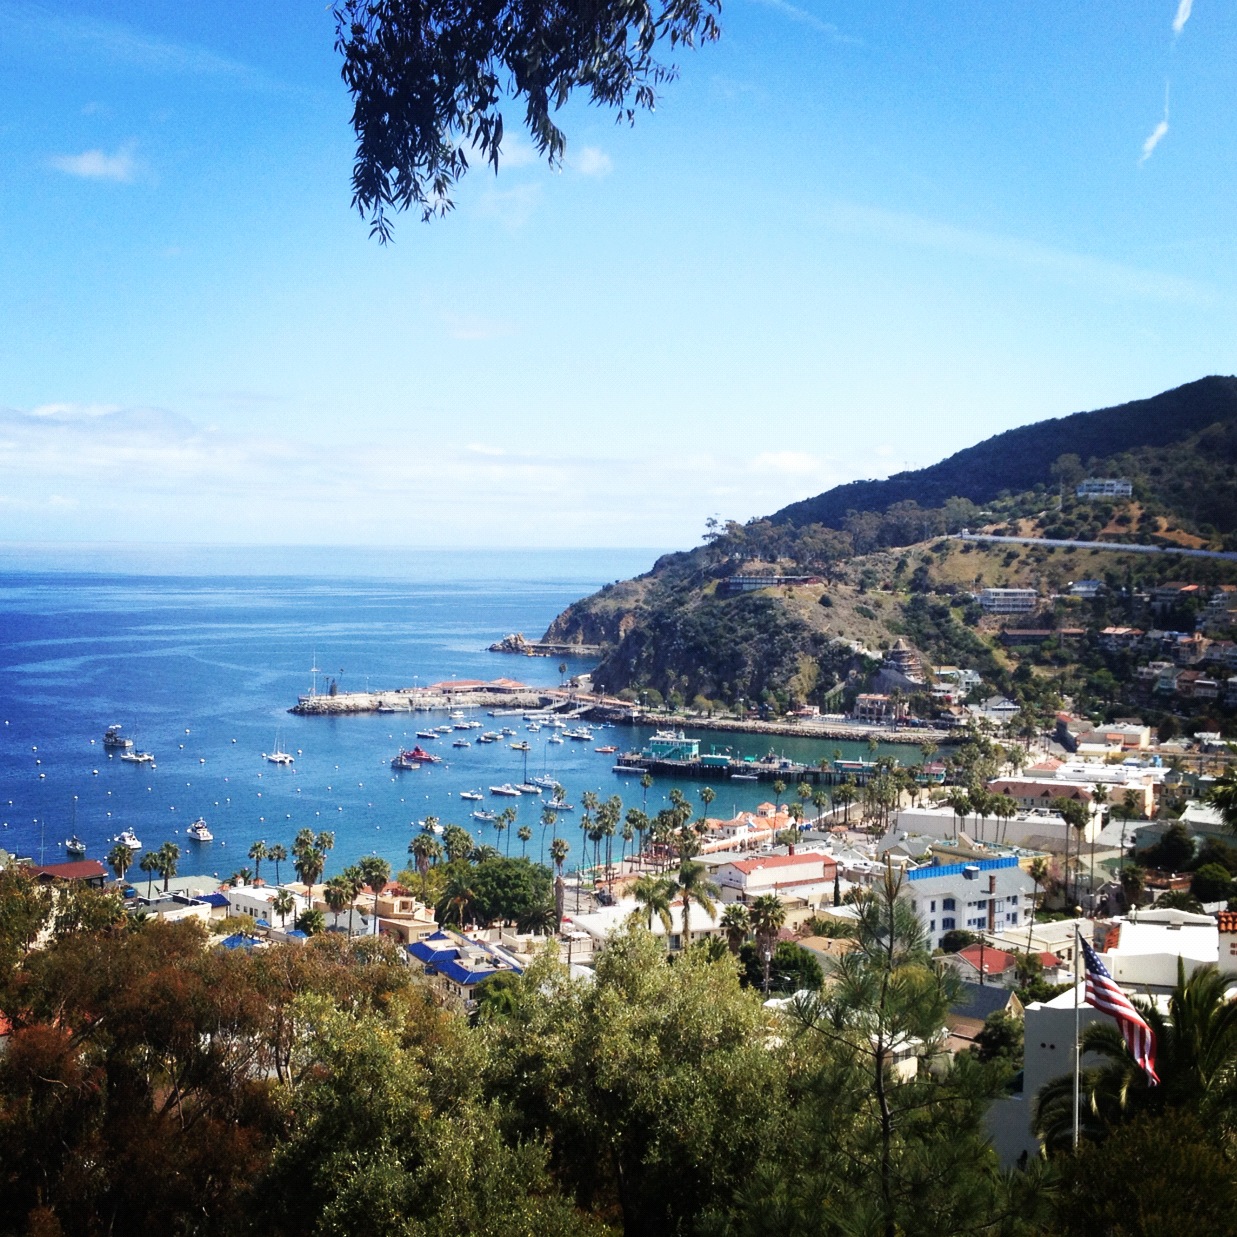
[567,898,725,941]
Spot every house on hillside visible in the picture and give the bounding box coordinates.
[713,852,838,905]
[28,860,108,889]
[901,858,1033,951]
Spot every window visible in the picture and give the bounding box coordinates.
[1008,895,1019,906]
[929,920,936,933]
[943,897,956,911]
[930,900,937,912]
[1007,912,1019,925]
[941,917,956,931]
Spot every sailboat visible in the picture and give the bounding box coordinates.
[264,731,295,764]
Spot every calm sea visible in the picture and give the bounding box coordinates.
[0,546,918,881]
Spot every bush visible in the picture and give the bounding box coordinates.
[1190,863,1233,904]
[939,929,978,954]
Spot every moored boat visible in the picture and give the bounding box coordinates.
[116,828,141,850]
[64,835,86,857]
[186,818,214,842]
[489,783,522,797]
[102,724,133,750]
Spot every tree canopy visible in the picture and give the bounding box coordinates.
[333,0,721,239]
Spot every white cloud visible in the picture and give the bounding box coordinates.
[0,2,286,92]
[1172,0,1193,35]
[29,402,122,419]
[475,182,542,229]
[1140,119,1169,164]
[746,0,860,44]
[49,144,138,182]
[1139,82,1171,166]
[572,146,613,178]
[823,199,1207,303]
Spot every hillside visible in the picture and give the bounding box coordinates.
[772,375,1237,530]
[544,376,1237,714]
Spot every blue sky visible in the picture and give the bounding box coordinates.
[1,0,1234,548]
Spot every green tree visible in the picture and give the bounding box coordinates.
[358,855,392,929]
[749,893,786,997]
[295,907,326,936]
[323,876,351,933]
[442,824,475,864]
[272,888,295,927]
[106,842,134,884]
[268,842,288,884]
[138,849,158,896]
[629,874,675,936]
[673,859,719,950]
[248,839,267,882]
[517,824,532,857]
[720,902,751,955]
[549,836,570,928]
[156,841,180,893]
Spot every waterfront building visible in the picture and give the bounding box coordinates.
[712,851,839,904]
[642,730,700,761]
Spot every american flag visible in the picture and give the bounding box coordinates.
[1080,937,1159,1085]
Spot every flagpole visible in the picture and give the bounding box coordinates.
[1072,923,1082,1150]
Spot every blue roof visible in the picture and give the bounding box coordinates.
[201,892,231,908]
[905,856,1020,882]
[285,929,308,939]
[218,933,258,951]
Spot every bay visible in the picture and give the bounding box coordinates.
[0,547,922,882]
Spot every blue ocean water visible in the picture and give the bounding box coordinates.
[0,547,919,882]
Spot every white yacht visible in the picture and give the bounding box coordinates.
[116,828,141,850]
[489,783,522,797]
[186,818,213,842]
[459,790,483,801]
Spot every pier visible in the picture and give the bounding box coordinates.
[612,753,884,786]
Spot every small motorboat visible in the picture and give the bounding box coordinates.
[459,790,484,801]
[489,783,522,797]
[186,818,214,842]
[64,835,86,857]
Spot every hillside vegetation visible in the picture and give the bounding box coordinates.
[546,376,1237,715]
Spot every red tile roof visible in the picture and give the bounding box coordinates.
[29,860,108,881]
[724,853,837,875]
[957,943,1016,975]
[1218,911,1237,933]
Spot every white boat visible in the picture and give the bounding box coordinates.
[515,782,542,795]
[116,828,141,850]
[471,810,496,822]
[459,790,483,801]
[530,774,558,789]
[527,722,541,732]
[489,783,522,797]
[510,740,531,751]
[186,818,214,842]
[391,753,422,770]
[264,732,294,764]
[435,725,453,735]
[64,835,86,857]
[501,727,516,736]
[565,728,594,741]
[416,730,438,739]
[452,738,471,748]
[449,710,465,720]
[547,799,573,812]
[454,722,472,731]
[548,733,564,745]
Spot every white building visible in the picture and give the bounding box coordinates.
[224,881,311,928]
[978,588,1038,614]
[901,857,1033,950]
[1075,478,1133,499]
[713,851,839,904]
[570,898,725,953]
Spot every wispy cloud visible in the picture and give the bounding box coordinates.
[1172,0,1193,36]
[475,182,542,229]
[824,199,1208,304]
[571,146,613,178]
[1139,82,1171,166]
[0,2,286,92]
[49,143,138,182]
[746,0,861,44]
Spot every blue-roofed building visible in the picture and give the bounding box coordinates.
[217,932,265,952]
[902,857,1033,951]
[407,929,523,1010]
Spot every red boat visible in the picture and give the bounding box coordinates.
[408,745,441,764]
[594,745,618,754]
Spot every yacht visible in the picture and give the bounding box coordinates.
[391,752,422,770]
[547,799,574,812]
[186,818,214,842]
[120,750,155,764]
[64,835,86,857]
[459,790,483,801]
[471,809,496,822]
[116,828,141,850]
[435,725,453,735]
[548,732,564,745]
[489,783,522,797]
[565,728,594,741]
[501,727,516,736]
[515,782,543,795]
[527,722,541,732]
[452,738,471,748]
[416,730,438,739]
[509,740,531,752]
[102,724,133,750]
[529,774,558,789]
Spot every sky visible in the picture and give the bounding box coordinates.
[1,0,1235,549]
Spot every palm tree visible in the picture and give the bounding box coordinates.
[1209,768,1237,833]
[640,771,653,811]
[720,903,750,955]
[436,871,476,928]
[835,779,858,826]
[157,841,180,893]
[772,779,786,813]
[409,831,442,880]
[674,859,719,950]
[749,893,786,996]
[267,843,288,884]
[442,824,474,864]
[549,836,570,927]
[341,865,363,936]
[139,850,159,897]
[517,824,532,857]
[1035,961,1237,1151]
[248,839,267,882]
[272,888,295,927]
[107,842,134,884]
[323,875,351,932]
[629,874,674,936]
[315,830,336,880]
[1026,857,1050,953]
[359,855,391,931]
[540,804,559,840]
[699,785,716,818]
[493,811,509,854]
[812,788,829,828]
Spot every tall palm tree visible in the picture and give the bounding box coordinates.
[1035,961,1237,1151]
[640,771,653,811]
[540,805,558,841]
[493,810,508,854]
[674,859,719,950]
[268,843,288,884]
[1209,768,1237,833]
[436,871,476,928]
[157,841,180,893]
[749,893,786,996]
[272,888,295,927]
[812,788,829,827]
[359,854,391,930]
[1026,857,1050,953]
[139,850,159,897]
[323,876,351,932]
[549,836,570,927]
[629,874,674,936]
[720,903,750,955]
[442,824,474,864]
[248,839,268,882]
[315,830,336,880]
[772,779,786,813]
[517,824,532,857]
[107,842,134,884]
[340,865,364,936]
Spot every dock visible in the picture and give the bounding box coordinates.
[612,753,884,786]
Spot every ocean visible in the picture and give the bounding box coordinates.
[0,546,920,883]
